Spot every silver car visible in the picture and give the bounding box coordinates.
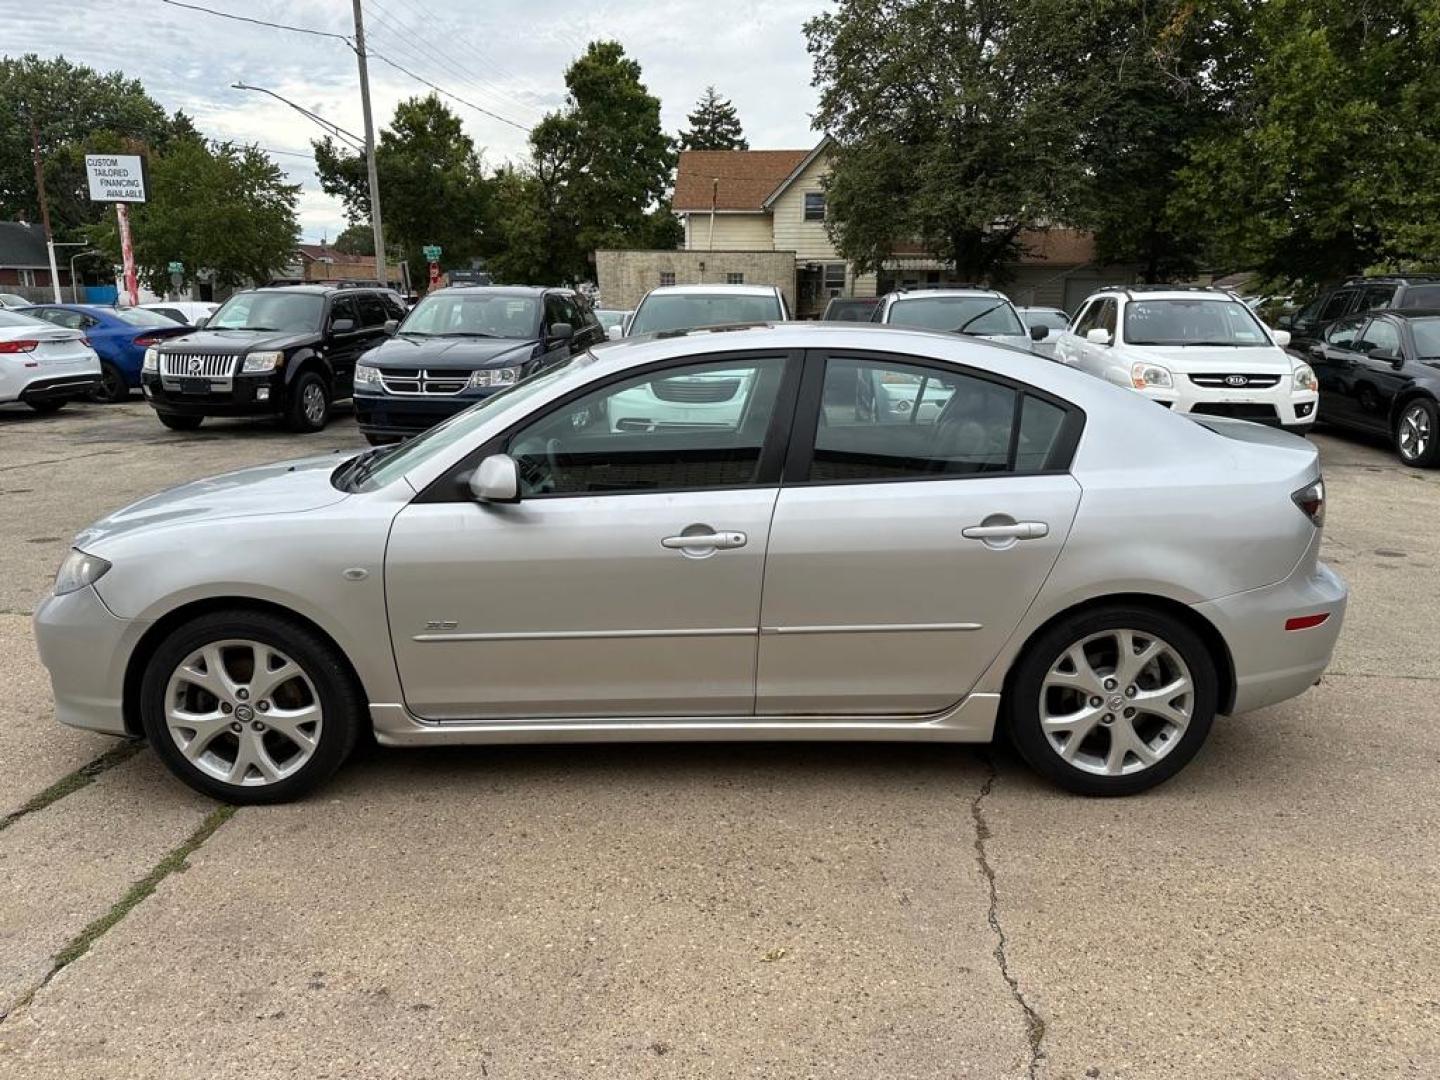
[34,324,1347,803]
[875,287,1043,353]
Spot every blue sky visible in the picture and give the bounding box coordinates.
[2,0,825,240]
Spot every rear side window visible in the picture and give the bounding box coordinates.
[1319,290,1357,321]
[1401,284,1440,308]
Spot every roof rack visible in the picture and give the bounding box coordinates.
[894,283,987,292]
[1343,273,1440,284]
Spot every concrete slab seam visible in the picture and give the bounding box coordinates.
[0,740,145,834]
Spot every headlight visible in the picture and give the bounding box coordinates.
[54,549,111,596]
[1293,364,1318,391]
[354,364,383,387]
[241,351,285,373]
[1130,362,1173,389]
[469,366,521,388]
[142,347,159,372]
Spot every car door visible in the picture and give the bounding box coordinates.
[322,295,366,389]
[385,349,801,720]
[755,350,1083,715]
[1350,316,1410,430]
[1054,299,1098,367]
[1309,315,1368,429]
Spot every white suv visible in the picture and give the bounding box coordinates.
[1054,286,1317,432]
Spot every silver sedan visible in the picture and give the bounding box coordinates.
[33,324,1347,803]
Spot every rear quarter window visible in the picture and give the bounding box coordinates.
[1401,285,1440,308]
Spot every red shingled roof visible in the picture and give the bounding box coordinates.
[673,150,810,212]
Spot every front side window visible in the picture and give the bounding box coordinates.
[329,296,360,330]
[1324,316,1365,349]
[808,356,1067,482]
[1122,299,1268,346]
[1319,290,1357,322]
[508,356,788,497]
[1356,318,1401,356]
[1409,317,1440,358]
[355,293,389,327]
[210,292,324,333]
[628,292,783,335]
[1401,284,1440,308]
[803,192,826,221]
[400,293,540,340]
[884,296,1025,336]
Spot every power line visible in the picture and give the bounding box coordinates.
[364,48,532,132]
[159,0,349,41]
[231,82,366,152]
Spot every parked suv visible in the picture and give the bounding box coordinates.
[872,287,1043,352]
[1054,286,1317,432]
[353,286,604,443]
[1282,275,1440,352]
[626,284,789,336]
[141,285,405,433]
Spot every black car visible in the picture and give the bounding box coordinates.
[352,285,604,443]
[1281,275,1440,353]
[142,285,406,433]
[820,296,881,322]
[1305,307,1440,467]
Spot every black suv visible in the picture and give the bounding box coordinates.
[142,284,406,432]
[352,285,604,443]
[1281,275,1440,352]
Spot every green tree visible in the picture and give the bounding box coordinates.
[0,54,189,240]
[314,94,491,285]
[805,0,1093,283]
[678,87,749,151]
[92,138,299,293]
[1172,0,1440,287]
[332,223,375,256]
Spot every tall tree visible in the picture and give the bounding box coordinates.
[332,223,375,256]
[491,41,681,285]
[805,0,1092,283]
[314,94,491,285]
[92,138,299,293]
[678,87,749,151]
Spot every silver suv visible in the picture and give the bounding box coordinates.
[873,287,1042,352]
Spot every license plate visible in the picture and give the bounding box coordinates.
[180,377,209,395]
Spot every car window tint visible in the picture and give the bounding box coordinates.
[1359,286,1397,312]
[1015,395,1067,471]
[1072,301,1100,336]
[1401,284,1440,308]
[355,293,389,327]
[330,296,359,328]
[1096,299,1118,334]
[1325,316,1364,349]
[1319,291,1357,321]
[507,356,787,497]
[1357,319,1401,356]
[1409,317,1440,358]
[809,357,1018,482]
[382,293,408,321]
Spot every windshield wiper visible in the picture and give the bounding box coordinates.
[951,302,1013,335]
[437,331,498,338]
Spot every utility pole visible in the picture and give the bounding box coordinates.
[28,113,64,303]
[351,0,388,287]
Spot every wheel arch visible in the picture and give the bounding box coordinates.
[1000,592,1237,716]
[121,596,371,737]
[1389,386,1437,428]
[283,349,331,387]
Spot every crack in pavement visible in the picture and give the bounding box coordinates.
[0,447,125,475]
[1324,671,1440,683]
[0,803,236,1023]
[972,762,1046,1080]
[0,741,145,834]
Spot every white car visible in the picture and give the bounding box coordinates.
[874,288,1044,354]
[138,301,219,327]
[1016,306,1072,359]
[1054,287,1318,432]
[0,292,32,309]
[0,307,101,413]
[625,284,789,336]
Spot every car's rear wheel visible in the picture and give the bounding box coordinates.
[140,611,362,803]
[91,362,129,403]
[1395,398,1439,468]
[1006,606,1218,795]
[284,371,331,433]
[156,412,204,431]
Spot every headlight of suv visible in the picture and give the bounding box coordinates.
[54,549,111,596]
[241,351,285,373]
[1293,364,1318,392]
[469,366,521,388]
[354,363,383,388]
[142,347,159,373]
[1130,361,1173,389]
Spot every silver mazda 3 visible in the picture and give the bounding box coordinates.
[34,324,1347,803]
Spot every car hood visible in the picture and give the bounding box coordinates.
[75,454,351,550]
[361,334,536,369]
[155,328,317,352]
[1128,345,1293,372]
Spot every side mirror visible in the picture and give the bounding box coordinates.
[1275,314,1295,330]
[468,453,520,503]
[1086,328,1113,345]
[193,316,209,329]
[606,324,623,341]
[331,317,356,333]
[1270,329,1292,348]
[1029,325,1050,342]
[548,322,574,342]
[384,319,399,336]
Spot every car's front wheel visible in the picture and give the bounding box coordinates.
[284,371,331,433]
[140,611,362,803]
[1395,397,1439,468]
[1006,606,1218,796]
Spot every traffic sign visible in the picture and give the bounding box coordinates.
[422,244,442,261]
[167,261,183,274]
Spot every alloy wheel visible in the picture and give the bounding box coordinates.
[302,383,326,425]
[163,639,323,786]
[1040,628,1194,777]
[1398,404,1431,462]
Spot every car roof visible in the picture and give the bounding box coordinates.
[1016,306,1067,313]
[1370,308,1440,320]
[641,284,779,298]
[888,288,1004,300]
[1091,288,1237,302]
[430,285,556,297]
[251,284,395,296]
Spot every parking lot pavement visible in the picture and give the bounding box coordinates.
[0,403,1437,1078]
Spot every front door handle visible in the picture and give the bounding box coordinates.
[962,521,1049,541]
[661,530,748,551]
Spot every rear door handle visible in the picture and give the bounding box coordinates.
[962,521,1049,540]
[661,530,748,551]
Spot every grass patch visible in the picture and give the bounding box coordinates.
[0,740,144,833]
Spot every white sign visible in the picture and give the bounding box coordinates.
[84,154,147,203]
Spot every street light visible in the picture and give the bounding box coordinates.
[68,249,101,303]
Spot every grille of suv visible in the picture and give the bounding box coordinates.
[160,352,239,378]
[1188,373,1282,389]
[1190,402,1280,423]
[379,368,470,395]
[651,377,740,404]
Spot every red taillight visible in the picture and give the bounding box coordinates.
[0,339,39,354]
[134,335,163,346]
[1285,613,1331,632]
[81,337,92,347]
[1291,478,1325,527]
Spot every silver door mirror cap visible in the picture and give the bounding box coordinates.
[470,453,521,503]
[1086,328,1113,345]
[1270,328,1292,348]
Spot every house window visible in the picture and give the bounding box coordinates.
[659,271,676,287]
[726,272,745,285]
[19,269,36,288]
[804,192,826,221]
[824,263,846,295]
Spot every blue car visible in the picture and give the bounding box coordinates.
[20,303,191,402]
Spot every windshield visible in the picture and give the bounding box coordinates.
[628,293,782,335]
[1020,309,1070,331]
[825,299,879,322]
[401,293,540,338]
[1409,317,1440,358]
[345,356,587,491]
[209,292,324,333]
[113,306,181,328]
[886,296,1025,336]
[1124,299,1271,346]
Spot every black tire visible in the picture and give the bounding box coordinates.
[283,370,331,433]
[156,411,204,431]
[1005,605,1219,796]
[1394,397,1440,468]
[140,610,363,804]
[26,399,65,414]
[91,362,130,403]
